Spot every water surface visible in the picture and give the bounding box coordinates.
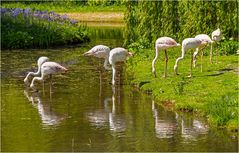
[1,24,238,152]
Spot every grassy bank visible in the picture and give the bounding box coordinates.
[1,2,126,13]
[1,8,89,49]
[126,47,238,131]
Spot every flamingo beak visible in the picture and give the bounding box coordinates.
[128,52,134,57]
[83,52,91,56]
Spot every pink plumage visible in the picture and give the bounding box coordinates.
[152,37,180,78]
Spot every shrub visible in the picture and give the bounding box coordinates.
[1,7,89,49]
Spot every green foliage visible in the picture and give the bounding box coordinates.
[124,0,238,55]
[205,93,238,127]
[1,8,89,49]
[217,40,238,55]
[1,1,126,12]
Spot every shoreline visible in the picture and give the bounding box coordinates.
[63,12,124,23]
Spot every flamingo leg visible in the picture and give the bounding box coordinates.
[152,46,159,77]
[201,50,203,72]
[210,43,213,64]
[163,50,168,78]
[50,74,53,94]
[189,50,193,78]
[174,48,185,75]
[216,43,218,64]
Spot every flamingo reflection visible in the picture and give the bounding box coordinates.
[179,115,208,141]
[24,89,65,127]
[86,84,126,133]
[152,100,178,138]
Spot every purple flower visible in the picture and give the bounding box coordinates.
[71,19,77,24]
[1,8,6,14]
[24,8,31,14]
[43,14,49,20]
[12,8,21,17]
[61,14,67,20]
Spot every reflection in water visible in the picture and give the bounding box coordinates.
[24,89,65,128]
[179,115,208,141]
[152,100,208,140]
[152,100,178,138]
[86,73,126,133]
[109,85,126,133]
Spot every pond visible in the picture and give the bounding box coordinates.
[1,24,238,152]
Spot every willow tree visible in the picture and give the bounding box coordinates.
[124,0,238,49]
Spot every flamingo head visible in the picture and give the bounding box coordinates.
[176,43,181,47]
[127,52,134,57]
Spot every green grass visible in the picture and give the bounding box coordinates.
[126,47,238,130]
[1,2,126,13]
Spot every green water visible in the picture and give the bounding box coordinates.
[1,25,238,152]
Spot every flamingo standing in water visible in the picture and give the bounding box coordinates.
[174,38,207,77]
[109,47,133,85]
[83,45,111,70]
[30,61,68,90]
[211,28,221,63]
[152,37,180,78]
[24,56,49,85]
[193,34,213,72]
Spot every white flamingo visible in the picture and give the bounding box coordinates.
[174,38,207,77]
[83,45,111,70]
[30,62,68,89]
[24,56,49,85]
[152,37,180,78]
[211,28,221,63]
[109,47,133,85]
[193,34,213,71]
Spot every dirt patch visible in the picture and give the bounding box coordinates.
[63,12,124,22]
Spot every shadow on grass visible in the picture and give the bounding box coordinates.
[206,68,234,77]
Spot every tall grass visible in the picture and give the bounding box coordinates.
[1,8,89,49]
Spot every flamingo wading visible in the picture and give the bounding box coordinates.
[24,56,49,85]
[193,34,213,72]
[174,38,207,77]
[109,47,133,85]
[30,61,68,89]
[211,28,221,63]
[152,37,180,77]
[83,45,111,70]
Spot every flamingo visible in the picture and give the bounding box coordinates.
[24,56,49,85]
[174,38,207,77]
[152,37,180,78]
[108,47,133,85]
[83,45,111,70]
[30,61,68,90]
[211,28,221,63]
[193,34,213,72]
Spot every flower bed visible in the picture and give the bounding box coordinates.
[1,8,89,49]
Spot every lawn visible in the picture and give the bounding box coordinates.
[126,47,238,130]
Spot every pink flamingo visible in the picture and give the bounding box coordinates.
[83,45,111,70]
[24,56,49,85]
[30,62,68,89]
[174,38,207,77]
[152,37,180,78]
[109,47,133,85]
[211,28,221,63]
[193,34,213,72]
